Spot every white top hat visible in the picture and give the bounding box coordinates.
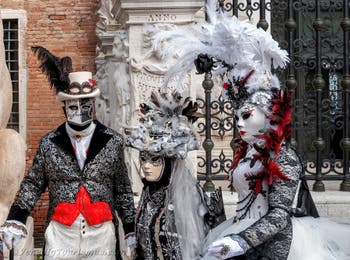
[56,71,100,102]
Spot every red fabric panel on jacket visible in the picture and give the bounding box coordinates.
[51,186,113,226]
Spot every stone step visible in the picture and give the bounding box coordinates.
[222,190,350,224]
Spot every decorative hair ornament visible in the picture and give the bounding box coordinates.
[126,91,200,159]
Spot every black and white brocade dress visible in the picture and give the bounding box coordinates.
[136,175,182,260]
[202,146,350,260]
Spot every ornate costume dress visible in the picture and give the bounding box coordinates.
[128,92,225,260]
[135,167,181,259]
[135,159,211,260]
[201,146,350,260]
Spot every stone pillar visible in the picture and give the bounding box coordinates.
[96,0,204,194]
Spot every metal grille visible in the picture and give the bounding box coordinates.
[3,19,19,132]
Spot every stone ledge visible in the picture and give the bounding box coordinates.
[221,191,350,223]
[311,190,350,204]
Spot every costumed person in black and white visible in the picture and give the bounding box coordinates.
[127,91,225,260]
[147,1,350,259]
[0,46,136,259]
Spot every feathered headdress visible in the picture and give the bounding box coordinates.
[147,0,289,91]
[148,0,292,193]
[126,91,200,159]
[32,46,99,102]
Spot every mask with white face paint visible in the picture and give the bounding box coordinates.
[139,151,165,182]
[65,98,94,126]
[235,103,267,144]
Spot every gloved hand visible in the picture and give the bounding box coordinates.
[125,232,136,258]
[0,220,27,250]
[207,237,245,259]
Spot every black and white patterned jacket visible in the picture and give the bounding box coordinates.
[8,121,135,237]
[236,147,302,260]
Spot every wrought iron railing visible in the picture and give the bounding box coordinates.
[197,0,350,192]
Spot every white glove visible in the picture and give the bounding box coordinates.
[207,237,245,259]
[125,232,136,258]
[0,220,27,250]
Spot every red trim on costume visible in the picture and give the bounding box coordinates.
[230,139,248,170]
[52,186,113,226]
[229,90,292,194]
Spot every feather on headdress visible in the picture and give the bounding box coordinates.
[148,0,289,92]
[31,46,72,93]
[32,46,100,102]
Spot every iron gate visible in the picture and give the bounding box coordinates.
[197,0,350,192]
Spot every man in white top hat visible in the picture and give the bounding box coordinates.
[0,46,136,259]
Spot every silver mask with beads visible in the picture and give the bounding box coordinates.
[65,98,94,126]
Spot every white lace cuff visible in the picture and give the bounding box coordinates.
[0,220,27,236]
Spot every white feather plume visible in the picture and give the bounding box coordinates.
[148,0,289,90]
[205,0,217,24]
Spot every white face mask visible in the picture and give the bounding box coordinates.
[65,98,94,126]
[139,152,165,182]
[235,104,266,144]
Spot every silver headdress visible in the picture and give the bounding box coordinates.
[126,91,200,159]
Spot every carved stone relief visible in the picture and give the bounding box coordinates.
[96,0,117,36]
[95,0,204,193]
[129,23,192,105]
[95,30,133,133]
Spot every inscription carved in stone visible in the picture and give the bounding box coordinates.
[148,13,177,23]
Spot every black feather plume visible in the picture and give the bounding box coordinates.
[31,46,72,93]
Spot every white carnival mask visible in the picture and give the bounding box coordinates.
[235,104,267,144]
[65,98,94,126]
[139,151,165,182]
